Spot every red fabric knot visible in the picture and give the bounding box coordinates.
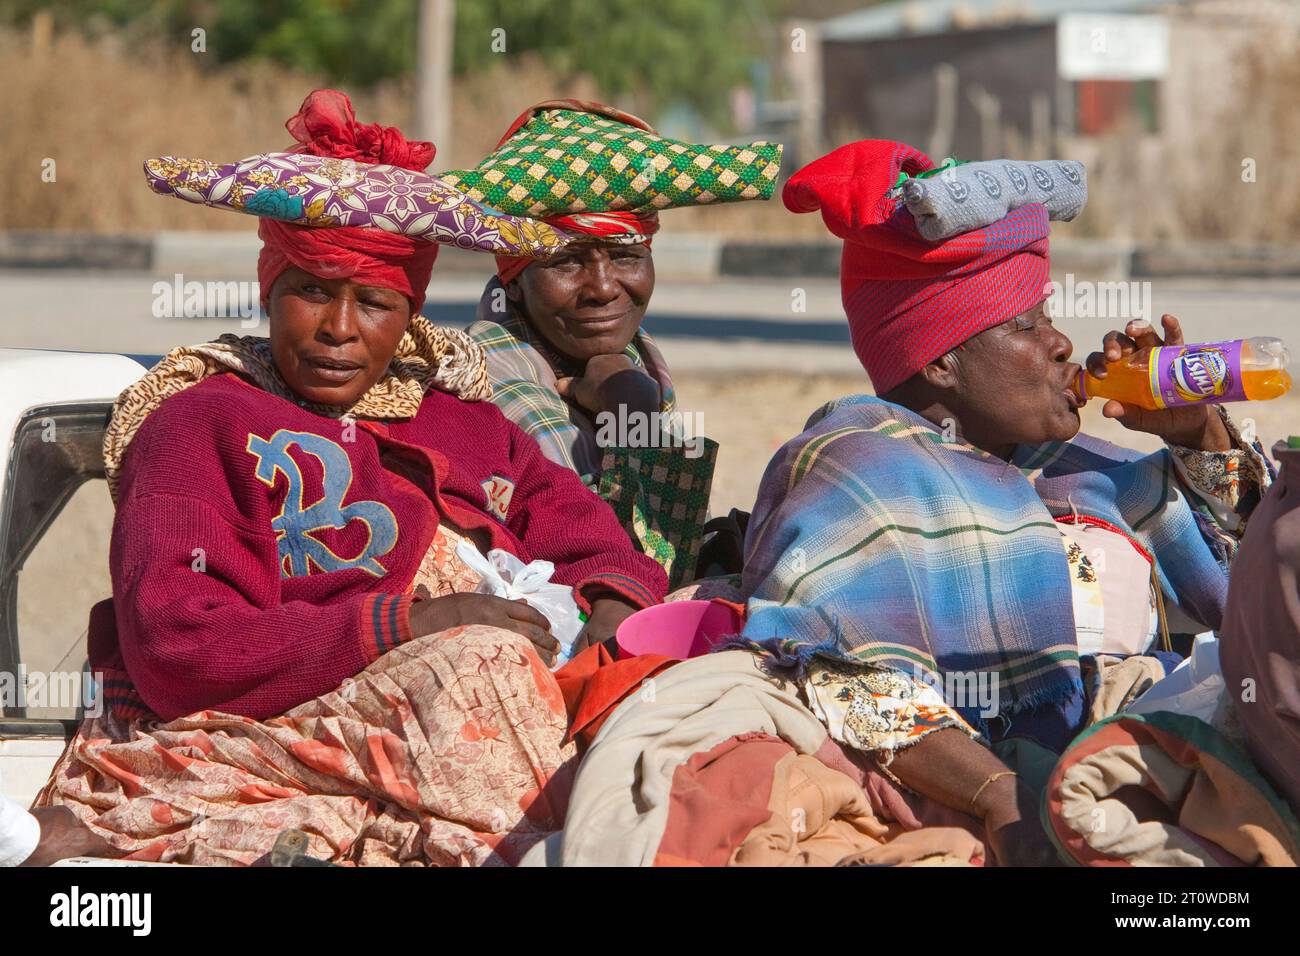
[258,89,440,312]
[285,89,435,171]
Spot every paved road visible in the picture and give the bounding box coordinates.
[1,270,1298,374]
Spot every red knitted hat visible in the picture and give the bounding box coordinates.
[783,140,1051,394]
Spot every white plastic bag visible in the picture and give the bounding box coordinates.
[455,540,584,667]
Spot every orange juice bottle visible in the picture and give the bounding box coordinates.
[1072,337,1291,410]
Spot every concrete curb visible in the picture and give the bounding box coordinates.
[0,232,152,270]
[1132,241,1300,278]
[3,231,1300,281]
[153,230,260,279]
[720,240,843,279]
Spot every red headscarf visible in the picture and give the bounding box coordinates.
[494,211,659,284]
[783,140,1051,395]
[257,90,441,315]
[489,99,660,285]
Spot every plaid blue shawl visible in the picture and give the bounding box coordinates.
[740,395,1228,722]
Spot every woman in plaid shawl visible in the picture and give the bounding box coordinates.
[739,141,1272,865]
[448,100,783,588]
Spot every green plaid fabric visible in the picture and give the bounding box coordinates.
[598,439,719,591]
[441,107,782,217]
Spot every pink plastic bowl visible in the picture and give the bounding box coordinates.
[615,600,745,660]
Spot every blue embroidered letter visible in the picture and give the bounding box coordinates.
[247,429,398,578]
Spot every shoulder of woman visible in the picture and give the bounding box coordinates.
[137,373,268,434]
[464,317,504,340]
[802,393,891,431]
[766,395,946,488]
[122,374,292,485]
[465,318,555,387]
[414,385,513,431]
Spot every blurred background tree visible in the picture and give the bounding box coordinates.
[0,0,894,233]
[0,0,885,122]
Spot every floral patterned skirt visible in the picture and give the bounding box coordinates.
[35,625,577,866]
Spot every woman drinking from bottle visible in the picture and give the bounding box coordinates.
[732,140,1274,865]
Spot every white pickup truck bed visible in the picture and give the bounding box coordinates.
[0,349,151,807]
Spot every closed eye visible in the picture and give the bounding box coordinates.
[1013,312,1053,332]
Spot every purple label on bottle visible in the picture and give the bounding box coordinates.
[1153,340,1246,408]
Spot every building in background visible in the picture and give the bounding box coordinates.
[794,0,1298,163]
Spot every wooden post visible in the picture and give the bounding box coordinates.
[783,19,823,168]
[415,0,454,162]
[31,9,53,57]
[928,62,958,159]
[968,83,1002,159]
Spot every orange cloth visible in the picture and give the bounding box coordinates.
[654,733,983,867]
[554,643,674,749]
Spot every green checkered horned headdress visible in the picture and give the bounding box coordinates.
[439,99,784,221]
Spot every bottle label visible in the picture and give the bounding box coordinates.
[1152,341,1246,408]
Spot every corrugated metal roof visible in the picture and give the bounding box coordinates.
[819,0,1178,41]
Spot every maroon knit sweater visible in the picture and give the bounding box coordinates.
[90,372,666,721]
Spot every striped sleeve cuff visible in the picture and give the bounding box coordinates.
[360,593,416,662]
[100,668,155,722]
[573,572,660,614]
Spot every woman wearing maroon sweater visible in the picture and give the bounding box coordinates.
[32,92,666,866]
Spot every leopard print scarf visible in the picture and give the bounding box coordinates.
[104,316,491,501]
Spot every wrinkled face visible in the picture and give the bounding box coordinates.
[507,243,654,361]
[267,267,411,407]
[948,300,1083,451]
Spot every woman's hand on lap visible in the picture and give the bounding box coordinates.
[408,594,560,666]
[1085,315,1233,452]
[974,774,1061,867]
[571,596,640,656]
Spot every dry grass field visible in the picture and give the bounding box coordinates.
[3,25,1300,241]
